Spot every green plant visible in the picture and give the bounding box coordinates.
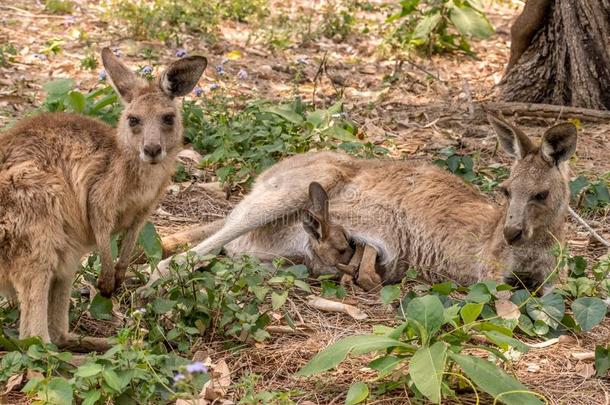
[236,373,299,404]
[183,96,360,186]
[44,0,74,14]
[0,42,17,67]
[570,173,610,212]
[321,1,356,40]
[140,256,311,349]
[41,79,122,125]
[40,39,64,56]
[297,246,610,403]
[80,53,98,71]
[0,334,207,404]
[387,0,494,54]
[434,146,508,193]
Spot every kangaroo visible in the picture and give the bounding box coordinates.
[142,182,355,292]
[0,48,207,349]
[145,114,576,292]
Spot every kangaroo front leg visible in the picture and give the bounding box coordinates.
[13,268,52,342]
[92,217,116,298]
[115,216,147,289]
[357,244,382,291]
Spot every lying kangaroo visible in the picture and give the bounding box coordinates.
[146,114,576,291]
[141,181,355,293]
[0,48,206,349]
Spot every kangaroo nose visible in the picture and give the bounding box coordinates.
[504,226,523,245]
[144,144,162,159]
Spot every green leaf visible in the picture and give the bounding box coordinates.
[41,377,73,405]
[595,345,610,377]
[138,222,163,263]
[294,279,312,293]
[265,105,304,125]
[90,295,113,321]
[152,298,177,315]
[103,369,127,393]
[68,91,86,113]
[526,293,565,330]
[406,295,445,337]
[460,302,483,325]
[572,297,607,332]
[380,284,401,305]
[75,363,103,378]
[569,176,589,199]
[450,353,543,404]
[409,342,447,404]
[448,2,494,38]
[324,126,357,142]
[297,335,412,376]
[412,12,442,40]
[82,390,102,405]
[345,381,369,405]
[43,78,74,96]
[368,355,402,378]
[482,331,529,353]
[271,291,288,310]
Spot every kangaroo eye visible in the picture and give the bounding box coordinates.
[533,191,549,201]
[162,114,175,126]
[128,116,141,127]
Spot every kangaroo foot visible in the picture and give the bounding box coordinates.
[357,244,382,291]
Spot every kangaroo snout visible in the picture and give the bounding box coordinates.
[142,144,163,162]
[503,225,523,245]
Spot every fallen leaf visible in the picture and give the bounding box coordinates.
[576,363,595,379]
[2,373,23,395]
[495,299,520,320]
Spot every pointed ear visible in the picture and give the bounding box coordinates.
[487,113,535,159]
[303,210,324,241]
[309,182,329,221]
[101,47,144,103]
[159,56,207,98]
[540,122,577,165]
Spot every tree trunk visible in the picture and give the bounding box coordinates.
[500,0,610,110]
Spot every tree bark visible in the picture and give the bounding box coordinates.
[500,0,610,110]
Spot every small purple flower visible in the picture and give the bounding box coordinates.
[33,53,47,61]
[215,65,225,75]
[186,362,208,374]
[210,83,220,91]
[193,86,203,97]
[176,48,187,58]
[111,47,122,58]
[173,373,185,383]
[98,70,107,81]
[237,68,248,80]
[140,65,153,75]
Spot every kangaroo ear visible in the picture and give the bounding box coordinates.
[488,112,535,159]
[101,47,144,103]
[309,182,329,221]
[540,122,577,165]
[159,56,207,98]
[303,210,324,241]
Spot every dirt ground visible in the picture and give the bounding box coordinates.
[1,0,610,403]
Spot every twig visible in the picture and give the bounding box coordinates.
[405,58,444,82]
[312,51,328,109]
[568,206,610,248]
[572,351,595,361]
[482,101,610,122]
[463,80,475,119]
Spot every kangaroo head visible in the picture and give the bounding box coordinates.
[101,48,207,164]
[489,113,577,250]
[302,182,354,267]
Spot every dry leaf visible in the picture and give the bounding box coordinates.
[576,363,595,379]
[2,373,23,395]
[204,359,231,401]
[306,295,368,320]
[495,299,520,320]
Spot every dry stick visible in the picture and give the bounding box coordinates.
[568,206,610,248]
[463,80,475,119]
[482,101,610,122]
[311,51,328,109]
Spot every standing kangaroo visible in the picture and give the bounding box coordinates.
[0,48,207,349]
[146,115,576,292]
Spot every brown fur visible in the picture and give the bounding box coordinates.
[0,48,206,348]
[146,116,576,293]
